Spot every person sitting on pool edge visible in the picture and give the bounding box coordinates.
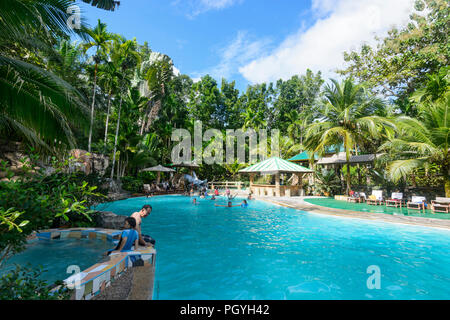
[107,217,139,256]
[131,205,155,247]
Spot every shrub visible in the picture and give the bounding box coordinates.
[0,264,71,300]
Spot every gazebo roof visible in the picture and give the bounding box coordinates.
[288,151,318,162]
[239,157,314,174]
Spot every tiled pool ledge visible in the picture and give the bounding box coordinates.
[258,197,450,231]
[27,228,156,300]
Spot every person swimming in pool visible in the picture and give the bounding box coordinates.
[211,195,216,200]
[107,217,139,255]
[215,201,240,208]
[241,200,248,207]
[193,198,198,205]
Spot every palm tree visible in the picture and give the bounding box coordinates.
[139,53,174,134]
[109,38,141,181]
[304,78,387,195]
[98,58,120,147]
[0,0,90,150]
[380,93,450,196]
[82,0,120,10]
[83,20,115,152]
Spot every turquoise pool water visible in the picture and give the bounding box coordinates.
[95,195,450,300]
[0,239,112,284]
[305,198,450,220]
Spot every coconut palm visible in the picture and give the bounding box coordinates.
[83,19,115,152]
[380,93,450,196]
[304,78,388,195]
[0,0,91,150]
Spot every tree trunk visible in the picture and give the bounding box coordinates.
[88,62,98,153]
[346,161,351,196]
[110,96,123,181]
[104,90,112,146]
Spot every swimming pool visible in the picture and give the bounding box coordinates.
[95,195,450,300]
[1,238,112,285]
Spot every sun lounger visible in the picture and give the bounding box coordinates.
[385,192,404,208]
[407,196,427,211]
[431,197,450,213]
[367,190,384,205]
[347,191,366,203]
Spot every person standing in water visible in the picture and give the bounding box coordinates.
[130,205,154,247]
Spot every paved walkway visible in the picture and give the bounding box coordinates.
[253,196,450,230]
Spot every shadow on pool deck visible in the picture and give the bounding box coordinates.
[255,196,450,230]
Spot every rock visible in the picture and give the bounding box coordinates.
[94,211,126,230]
[69,149,109,176]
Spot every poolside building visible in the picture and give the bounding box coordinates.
[239,157,314,197]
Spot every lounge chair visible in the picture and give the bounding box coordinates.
[385,192,404,208]
[367,190,384,205]
[347,191,365,203]
[431,197,450,213]
[407,196,427,211]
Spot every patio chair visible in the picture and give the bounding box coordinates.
[407,196,427,211]
[366,190,384,205]
[431,197,450,213]
[385,192,404,208]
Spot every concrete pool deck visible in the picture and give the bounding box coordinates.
[255,196,450,230]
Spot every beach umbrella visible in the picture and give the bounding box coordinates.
[141,165,175,183]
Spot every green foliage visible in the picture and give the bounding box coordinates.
[0,264,71,300]
[314,169,341,196]
[0,157,106,264]
[121,176,144,193]
[339,0,449,105]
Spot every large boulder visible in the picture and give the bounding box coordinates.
[69,149,109,176]
[94,211,126,230]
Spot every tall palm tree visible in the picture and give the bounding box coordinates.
[83,20,115,152]
[380,93,450,196]
[304,78,388,195]
[139,54,174,134]
[0,0,90,150]
[98,58,120,147]
[109,38,141,181]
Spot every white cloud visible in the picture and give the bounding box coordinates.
[173,0,242,18]
[192,31,272,81]
[239,0,416,84]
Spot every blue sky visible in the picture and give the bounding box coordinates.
[77,0,416,91]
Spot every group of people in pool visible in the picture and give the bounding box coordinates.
[107,204,154,256]
[190,186,251,208]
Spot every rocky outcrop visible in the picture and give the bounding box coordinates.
[94,211,126,230]
[69,149,109,176]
